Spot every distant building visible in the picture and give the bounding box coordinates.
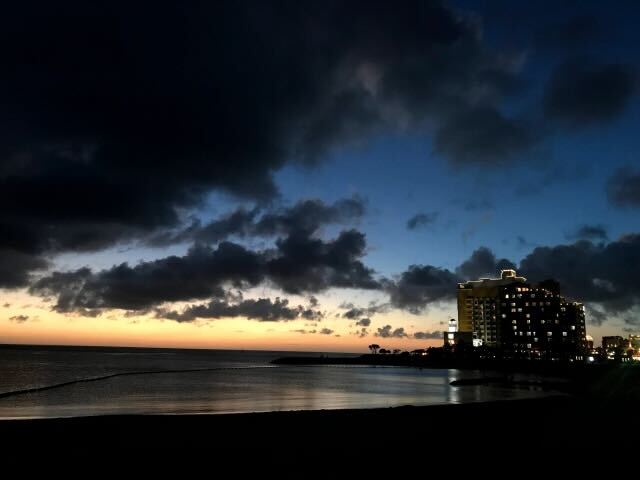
[456,269,587,360]
[602,336,626,352]
[443,318,473,347]
[602,335,639,361]
[585,335,594,351]
[631,336,640,361]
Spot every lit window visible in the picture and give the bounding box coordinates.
[527,344,532,349]
[571,325,576,330]
[526,319,531,324]
[505,294,509,299]
[526,313,530,318]
[563,332,568,337]
[502,314,507,318]
[547,331,553,337]
[517,308,522,312]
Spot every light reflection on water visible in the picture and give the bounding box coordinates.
[0,347,552,419]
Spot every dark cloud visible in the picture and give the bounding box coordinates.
[0,249,48,289]
[30,244,261,312]
[158,297,321,323]
[147,197,366,247]
[375,325,407,338]
[9,315,29,323]
[536,15,603,51]
[434,106,538,165]
[386,265,459,313]
[456,247,516,280]
[31,230,379,313]
[319,328,334,335]
[343,307,367,319]
[254,197,366,237]
[267,229,380,294]
[413,331,442,340]
[340,302,388,318]
[406,212,439,231]
[544,58,637,126]
[355,318,371,327]
[516,236,536,250]
[585,306,607,326]
[622,315,640,327]
[566,224,608,242]
[146,208,259,247]
[0,0,542,287]
[607,167,640,208]
[292,329,317,335]
[356,327,369,338]
[519,235,640,313]
[388,238,640,318]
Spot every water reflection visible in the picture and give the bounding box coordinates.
[0,364,552,419]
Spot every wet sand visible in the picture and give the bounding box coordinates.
[0,395,634,456]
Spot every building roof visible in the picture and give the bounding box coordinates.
[458,269,527,289]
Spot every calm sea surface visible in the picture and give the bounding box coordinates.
[0,345,551,419]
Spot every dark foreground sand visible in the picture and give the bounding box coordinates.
[0,395,636,455]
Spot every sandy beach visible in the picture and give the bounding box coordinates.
[0,395,634,455]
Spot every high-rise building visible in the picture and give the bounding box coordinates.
[456,269,587,359]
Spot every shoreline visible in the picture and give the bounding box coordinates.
[0,390,560,422]
[0,395,635,452]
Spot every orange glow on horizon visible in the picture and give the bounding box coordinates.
[0,291,445,353]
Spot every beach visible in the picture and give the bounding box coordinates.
[2,345,638,457]
[1,395,635,454]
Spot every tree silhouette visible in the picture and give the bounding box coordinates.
[369,344,380,354]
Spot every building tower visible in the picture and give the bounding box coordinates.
[456,270,587,359]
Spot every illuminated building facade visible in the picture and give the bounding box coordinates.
[456,270,587,359]
[443,318,473,347]
[602,335,640,360]
[602,336,626,353]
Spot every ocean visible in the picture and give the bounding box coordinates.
[0,345,550,419]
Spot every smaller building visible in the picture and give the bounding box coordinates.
[443,318,473,347]
[602,336,625,351]
[585,335,594,351]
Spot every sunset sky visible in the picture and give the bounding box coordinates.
[2,0,640,352]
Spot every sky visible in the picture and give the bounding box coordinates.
[2,0,640,352]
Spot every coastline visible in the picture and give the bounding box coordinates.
[0,395,634,452]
